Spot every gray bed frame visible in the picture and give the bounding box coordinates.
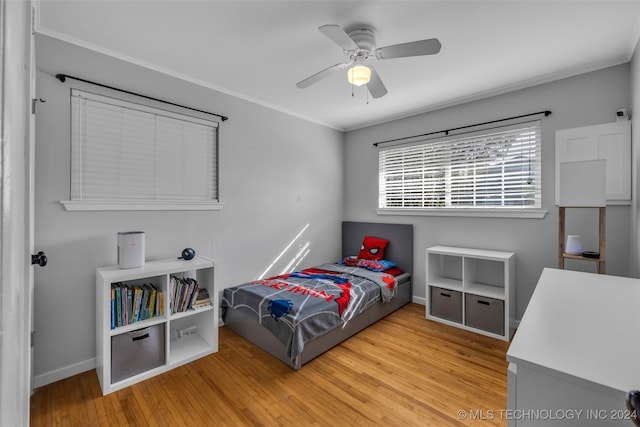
[222,221,414,369]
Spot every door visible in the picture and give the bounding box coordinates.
[0,0,35,425]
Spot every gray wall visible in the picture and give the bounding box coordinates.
[344,64,631,320]
[33,36,344,385]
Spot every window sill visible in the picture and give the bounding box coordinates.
[60,200,224,212]
[377,208,547,219]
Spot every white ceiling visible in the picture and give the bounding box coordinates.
[36,0,640,131]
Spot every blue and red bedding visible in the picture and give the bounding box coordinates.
[221,262,403,366]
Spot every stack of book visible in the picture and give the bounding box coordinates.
[110,283,164,329]
[170,276,204,313]
[192,288,211,308]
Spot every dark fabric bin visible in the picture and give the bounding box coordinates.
[111,324,165,383]
[465,294,504,335]
[430,286,463,323]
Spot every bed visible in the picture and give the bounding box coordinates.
[221,221,413,369]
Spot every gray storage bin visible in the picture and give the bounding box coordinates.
[430,286,462,323]
[111,324,165,383]
[465,294,504,335]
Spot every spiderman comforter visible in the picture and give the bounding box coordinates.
[221,263,398,367]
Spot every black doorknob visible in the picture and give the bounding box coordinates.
[31,251,47,267]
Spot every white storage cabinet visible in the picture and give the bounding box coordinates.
[555,121,631,204]
[426,246,515,340]
[96,257,217,395]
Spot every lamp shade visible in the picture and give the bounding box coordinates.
[347,65,371,86]
[565,235,583,255]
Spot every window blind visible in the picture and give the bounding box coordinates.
[70,89,218,203]
[379,122,541,209]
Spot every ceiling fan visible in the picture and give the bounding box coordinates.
[296,24,441,99]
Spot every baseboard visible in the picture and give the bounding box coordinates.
[32,357,96,389]
[412,295,426,305]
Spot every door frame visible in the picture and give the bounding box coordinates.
[0,0,34,425]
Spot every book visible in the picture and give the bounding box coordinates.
[192,288,210,308]
[110,285,116,329]
[140,285,150,320]
[147,284,157,319]
[157,292,164,316]
[109,281,163,329]
[182,278,192,311]
[121,285,128,325]
[188,279,200,309]
[181,278,195,311]
[115,286,122,327]
[126,286,132,325]
[170,276,182,313]
[168,276,203,312]
[133,286,143,323]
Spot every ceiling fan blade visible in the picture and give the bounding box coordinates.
[296,62,352,88]
[318,24,359,51]
[375,38,441,59]
[367,67,388,98]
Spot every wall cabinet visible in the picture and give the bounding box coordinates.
[96,257,217,395]
[555,121,631,204]
[426,246,515,341]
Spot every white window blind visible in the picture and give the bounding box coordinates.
[379,122,542,210]
[69,89,219,207]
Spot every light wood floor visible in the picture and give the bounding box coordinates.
[30,303,510,426]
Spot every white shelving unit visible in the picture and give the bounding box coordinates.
[96,257,217,395]
[426,246,515,341]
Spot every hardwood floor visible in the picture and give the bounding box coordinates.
[30,303,510,426]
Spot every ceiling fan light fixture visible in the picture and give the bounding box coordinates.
[297,23,441,98]
[347,64,371,86]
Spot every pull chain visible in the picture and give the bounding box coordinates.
[349,85,370,104]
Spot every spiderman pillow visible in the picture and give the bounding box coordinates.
[358,236,389,261]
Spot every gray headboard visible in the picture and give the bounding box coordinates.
[342,221,414,273]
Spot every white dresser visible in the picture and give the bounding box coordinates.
[506,268,639,426]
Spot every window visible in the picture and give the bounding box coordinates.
[63,89,221,211]
[378,121,542,214]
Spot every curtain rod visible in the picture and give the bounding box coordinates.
[372,110,551,147]
[55,73,229,122]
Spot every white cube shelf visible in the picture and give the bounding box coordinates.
[96,257,217,395]
[426,246,515,340]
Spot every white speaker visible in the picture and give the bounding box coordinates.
[117,231,145,269]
